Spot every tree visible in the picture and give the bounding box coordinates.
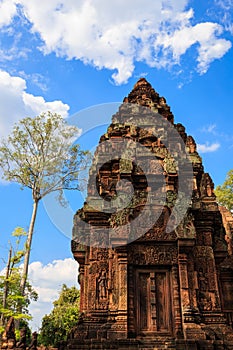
[215,169,233,212]
[39,284,80,347]
[0,228,38,331]
[0,112,89,296]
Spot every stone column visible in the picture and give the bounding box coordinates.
[107,245,128,340]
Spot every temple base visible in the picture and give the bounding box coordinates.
[67,320,233,350]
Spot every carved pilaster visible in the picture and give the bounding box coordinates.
[72,242,86,313]
[178,240,206,340]
[128,265,135,337]
[194,246,222,314]
[117,247,128,312]
[178,253,192,316]
[107,246,128,340]
[171,265,183,338]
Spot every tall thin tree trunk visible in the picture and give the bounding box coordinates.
[0,247,12,326]
[20,200,39,296]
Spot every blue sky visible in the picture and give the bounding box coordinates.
[0,0,233,329]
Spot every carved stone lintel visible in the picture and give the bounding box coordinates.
[128,244,178,265]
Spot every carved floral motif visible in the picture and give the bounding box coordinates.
[128,245,178,264]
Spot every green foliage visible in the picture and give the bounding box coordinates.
[14,319,32,345]
[215,169,233,211]
[10,227,27,265]
[0,270,36,317]
[0,112,90,204]
[39,285,80,347]
[0,228,38,326]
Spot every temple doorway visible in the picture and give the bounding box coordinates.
[134,268,173,336]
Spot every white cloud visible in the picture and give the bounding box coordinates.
[0,0,17,27]
[196,26,231,74]
[214,0,233,34]
[215,0,233,11]
[17,72,48,92]
[0,70,69,137]
[28,258,79,331]
[154,21,231,73]
[201,124,217,134]
[197,142,220,153]
[22,93,69,116]
[0,0,231,84]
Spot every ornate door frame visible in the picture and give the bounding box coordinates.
[129,266,174,337]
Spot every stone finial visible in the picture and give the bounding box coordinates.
[186,136,197,153]
[159,96,166,105]
[125,78,174,123]
[133,77,152,89]
[200,173,215,198]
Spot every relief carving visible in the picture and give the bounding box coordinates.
[176,212,196,238]
[150,159,163,174]
[180,265,189,289]
[200,173,215,198]
[128,245,178,265]
[198,292,213,311]
[198,267,208,292]
[138,228,177,241]
[98,270,108,300]
[137,208,177,241]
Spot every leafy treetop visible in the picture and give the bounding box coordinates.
[0,112,89,204]
[39,284,80,347]
[215,169,233,212]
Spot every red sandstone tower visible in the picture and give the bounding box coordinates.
[68,79,233,349]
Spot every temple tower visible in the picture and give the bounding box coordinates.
[68,79,233,349]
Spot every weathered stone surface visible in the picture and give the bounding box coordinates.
[68,78,233,349]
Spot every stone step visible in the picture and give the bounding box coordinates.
[138,338,176,349]
[67,338,176,350]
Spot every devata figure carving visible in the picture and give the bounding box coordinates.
[98,270,107,300]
